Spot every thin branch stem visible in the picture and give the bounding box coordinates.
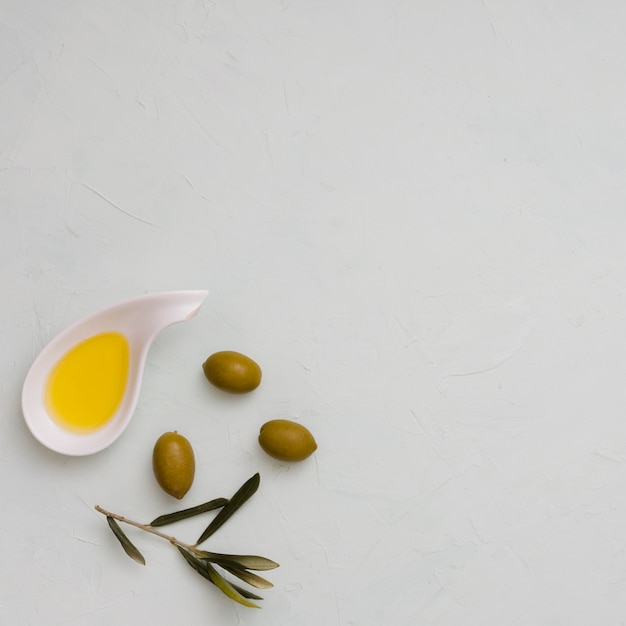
[95,505,198,552]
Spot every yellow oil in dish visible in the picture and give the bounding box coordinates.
[45,331,130,432]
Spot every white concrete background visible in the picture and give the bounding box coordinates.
[2,0,626,624]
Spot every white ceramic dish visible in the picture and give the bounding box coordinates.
[21,290,208,456]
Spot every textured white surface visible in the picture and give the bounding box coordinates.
[3,0,626,624]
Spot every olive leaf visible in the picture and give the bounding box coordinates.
[149,498,229,527]
[194,551,279,571]
[205,562,261,608]
[177,546,263,602]
[177,545,216,583]
[106,516,145,566]
[196,473,260,545]
[213,561,274,589]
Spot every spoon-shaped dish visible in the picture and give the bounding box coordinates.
[22,290,208,456]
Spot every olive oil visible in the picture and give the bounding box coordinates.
[46,331,130,432]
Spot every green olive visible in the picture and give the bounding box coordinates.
[152,431,195,499]
[202,350,262,394]
[258,419,317,462]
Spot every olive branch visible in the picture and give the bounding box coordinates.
[95,473,278,608]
